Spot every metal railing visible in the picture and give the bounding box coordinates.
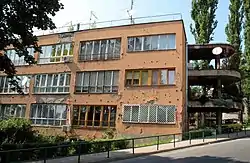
[0,126,248,163]
[33,13,182,36]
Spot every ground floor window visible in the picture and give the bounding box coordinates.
[73,105,116,128]
[0,104,26,119]
[30,104,67,126]
[123,104,176,124]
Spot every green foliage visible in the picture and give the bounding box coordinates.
[226,0,243,71]
[0,0,63,93]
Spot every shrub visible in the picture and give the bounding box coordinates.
[182,129,213,140]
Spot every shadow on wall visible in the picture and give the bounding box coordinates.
[119,155,248,163]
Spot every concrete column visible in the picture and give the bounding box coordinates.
[216,109,222,134]
[217,78,222,134]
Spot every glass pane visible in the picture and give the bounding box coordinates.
[149,106,157,122]
[80,42,86,60]
[42,105,49,118]
[104,71,112,85]
[157,106,167,123]
[151,36,159,50]
[123,106,131,121]
[100,40,107,56]
[56,44,62,57]
[94,106,101,126]
[48,105,55,118]
[59,74,65,86]
[139,105,148,122]
[167,34,176,49]
[63,43,70,56]
[93,41,100,54]
[89,72,97,86]
[143,36,151,51]
[73,106,79,125]
[127,38,134,51]
[112,71,119,86]
[80,106,87,125]
[131,106,139,122]
[66,74,70,86]
[86,42,93,59]
[167,106,176,122]
[47,74,53,87]
[159,35,168,50]
[135,37,142,51]
[114,39,121,57]
[168,70,175,84]
[152,70,159,85]
[102,106,109,126]
[52,74,58,86]
[126,71,132,86]
[141,71,148,86]
[160,70,167,84]
[37,105,42,118]
[83,72,90,86]
[41,75,47,86]
[30,105,37,118]
[133,71,140,85]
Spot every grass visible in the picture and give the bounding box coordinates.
[135,138,173,148]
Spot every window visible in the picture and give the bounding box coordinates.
[123,104,176,124]
[0,104,26,119]
[38,43,73,64]
[34,73,70,93]
[79,38,121,61]
[75,71,119,93]
[73,105,116,128]
[125,69,175,86]
[30,104,67,126]
[0,75,31,94]
[127,34,176,52]
[5,48,34,66]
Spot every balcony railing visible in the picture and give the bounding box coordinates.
[33,13,182,36]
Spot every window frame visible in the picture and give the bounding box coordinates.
[122,104,176,124]
[127,34,176,52]
[0,75,31,94]
[75,70,119,94]
[72,105,117,128]
[33,73,71,94]
[0,104,26,119]
[30,104,67,126]
[78,38,121,61]
[125,68,176,87]
[38,42,74,64]
[5,48,35,66]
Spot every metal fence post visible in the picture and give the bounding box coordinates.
[189,132,191,145]
[43,148,47,163]
[245,126,247,135]
[202,131,205,142]
[132,139,135,154]
[78,143,82,163]
[107,141,110,158]
[237,130,239,137]
[173,134,176,148]
[228,128,230,138]
[157,136,160,150]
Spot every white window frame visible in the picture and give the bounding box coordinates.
[5,48,34,66]
[30,104,67,126]
[34,73,70,94]
[38,43,73,64]
[0,75,31,94]
[79,38,121,61]
[127,34,176,52]
[122,104,176,124]
[0,104,26,119]
[75,70,119,93]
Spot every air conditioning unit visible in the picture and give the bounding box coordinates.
[63,56,73,63]
[62,125,72,132]
[188,63,194,70]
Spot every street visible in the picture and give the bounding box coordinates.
[111,138,250,163]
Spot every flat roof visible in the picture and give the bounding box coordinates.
[188,43,235,60]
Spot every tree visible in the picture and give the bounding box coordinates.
[190,0,219,69]
[225,0,243,71]
[0,0,64,93]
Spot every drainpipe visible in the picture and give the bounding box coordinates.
[185,41,189,132]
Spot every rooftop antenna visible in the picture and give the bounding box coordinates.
[127,0,135,24]
[89,11,98,29]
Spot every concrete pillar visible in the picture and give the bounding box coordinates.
[216,109,222,134]
[217,78,222,134]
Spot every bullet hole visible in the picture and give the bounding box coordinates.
[151,61,153,63]
[156,61,159,63]
[169,101,172,103]
[107,101,110,103]
[88,95,90,97]
[177,99,179,101]
[144,62,146,64]
[176,90,178,92]
[100,99,102,102]
[178,57,180,59]
[140,128,143,134]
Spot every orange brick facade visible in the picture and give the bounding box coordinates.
[0,20,187,139]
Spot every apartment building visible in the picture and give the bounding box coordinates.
[0,18,187,138]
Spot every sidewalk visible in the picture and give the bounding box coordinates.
[29,130,250,163]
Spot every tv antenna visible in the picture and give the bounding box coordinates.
[127,0,135,24]
[89,11,98,29]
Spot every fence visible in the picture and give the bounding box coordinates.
[33,13,182,36]
[0,126,249,163]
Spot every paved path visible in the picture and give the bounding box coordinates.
[28,130,250,163]
[111,138,250,163]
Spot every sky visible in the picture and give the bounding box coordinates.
[51,0,230,44]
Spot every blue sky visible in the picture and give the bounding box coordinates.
[53,0,230,44]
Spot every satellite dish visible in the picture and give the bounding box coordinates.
[212,47,223,55]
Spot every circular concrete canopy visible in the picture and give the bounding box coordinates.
[188,69,241,86]
[188,43,235,60]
